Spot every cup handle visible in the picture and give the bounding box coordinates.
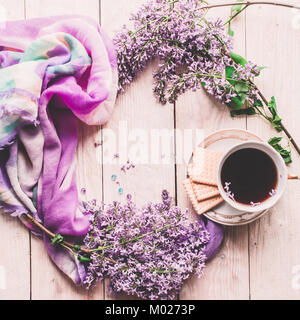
[288,174,299,180]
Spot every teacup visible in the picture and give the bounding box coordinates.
[216,141,288,213]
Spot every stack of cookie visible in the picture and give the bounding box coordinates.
[183,147,224,215]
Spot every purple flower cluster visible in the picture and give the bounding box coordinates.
[113,0,260,105]
[83,190,210,300]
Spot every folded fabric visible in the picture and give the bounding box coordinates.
[0,16,118,285]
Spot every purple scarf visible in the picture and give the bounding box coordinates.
[0,16,118,284]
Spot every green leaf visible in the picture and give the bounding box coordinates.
[51,234,64,246]
[225,65,235,78]
[230,52,248,67]
[228,1,244,37]
[231,0,244,15]
[254,100,264,107]
[268,96,278,117]
[225,66,236,85]
[106,225,115,233]
[231,4,243,13]
[74,245,81,251]
[267,96,282,132]
[235,81,249,94]
[268,137,283,146]
[272,120,282,132]
[78,256,91,263]
[225,64,249,110]
[227,94,247,110]
[268,137,292,164]
[258,66,266,72]
[228,24,234,37]
[231,107,256,117]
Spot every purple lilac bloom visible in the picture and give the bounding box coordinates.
[224,182,235,201]
[226,191,235,202]
[224,182,231,192]
[83,190,210,300]
[250,201,261,207]
[113,0,260,106]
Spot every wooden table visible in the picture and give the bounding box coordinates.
[1,0,300,300]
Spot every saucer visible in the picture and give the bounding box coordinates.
[188,128,269,226]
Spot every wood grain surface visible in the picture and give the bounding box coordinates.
[0,0,299,300]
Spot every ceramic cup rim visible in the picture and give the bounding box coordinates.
[216,140,288,213]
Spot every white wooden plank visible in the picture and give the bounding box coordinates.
[25,0,104,300]
[11,0,300,301]
[101,0,176,300]
[178,1,250,300]
[246,0,300,300]
[0,0,24,20]
[0,0,31,301]
[25,0,100,19]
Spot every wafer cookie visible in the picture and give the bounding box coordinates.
[191,179,220,202]
[183,179,224,215]
[191,147,223,186]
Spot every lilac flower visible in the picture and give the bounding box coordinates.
[223,182,235,201]
[83,190,210,300]
[114,0,260,107]
[226,191,235,202]
[250,201,261,207]
[224,182,231,192]
[120,165,126,173]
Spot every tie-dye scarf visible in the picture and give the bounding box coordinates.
[0,16,118,284]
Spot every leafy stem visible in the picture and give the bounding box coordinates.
[201,1,300,11]
[209,5,300,160]
[252,82,300,157]
[269,137,292,163]
[195,72,255,86]
[89,224,173,253]
[24,212,175,266]
[24,213,89,253]
[25,212,180,275]
[203,2,300,160]
[224,4,248,26]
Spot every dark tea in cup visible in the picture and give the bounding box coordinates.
[221,148,278,206]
